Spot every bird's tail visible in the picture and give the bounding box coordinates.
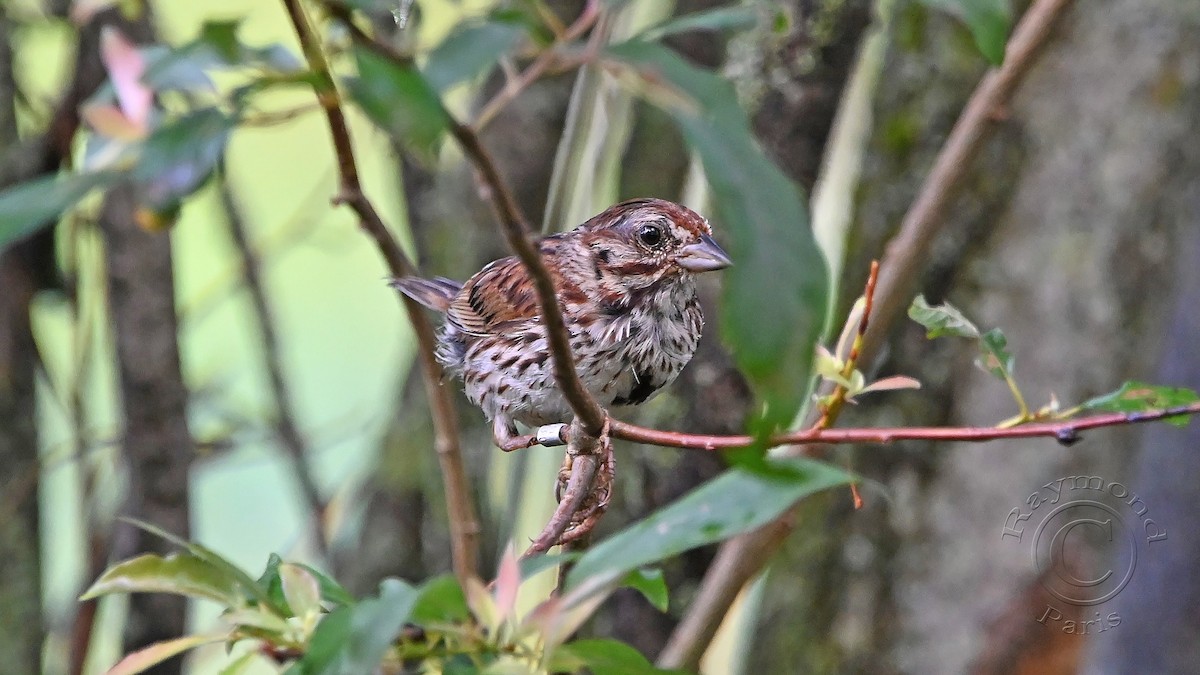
[389,276,462,312]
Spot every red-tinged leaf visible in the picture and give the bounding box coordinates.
[106,633,226,675]
[495,544,521,623]
[81,102,147,141]
[857,375,922,396]
[100,27,152,131]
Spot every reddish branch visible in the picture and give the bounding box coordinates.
[610,403,1200,449]
[281,0,480,585]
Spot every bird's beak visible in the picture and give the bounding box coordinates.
[676,234,732,272]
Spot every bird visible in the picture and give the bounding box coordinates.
[391,198,731,451]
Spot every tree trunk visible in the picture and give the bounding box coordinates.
[102,184,194,674]
[0,248,44,675]
[0,6,45,670]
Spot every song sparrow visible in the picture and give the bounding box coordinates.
[391,198,731,451]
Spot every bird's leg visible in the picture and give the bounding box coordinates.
[494,417,537,452]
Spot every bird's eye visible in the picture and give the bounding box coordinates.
[637,224,665,248]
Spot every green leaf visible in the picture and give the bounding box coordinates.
[259,554,355,611]
[137,24,302,95]
[423,21,526,93]
[132,108,234,211]
[80,552,244,606]
[909,297,1017,383]
[256,553,289,610]
[918,0,1011,65]
[347,46,448,159]
[197,20,303,72]
[908,295,980,339]
[606,40,829,436]
[637,6,760,41]
[551,639,684,675]
[566,458,853,588]
[0,170,120,252]
[139,44,217,93]
[1078,381,1200,427]
[620,568,668,612]
[200,20,242,62]
[107,633,226,675]
[978,327,1014,381]
[297,578,418,675]
[518,552,575,581]
[410,573,471,624]
[303,564,355,608]
[298,607,352,674]
[122,518,278,610]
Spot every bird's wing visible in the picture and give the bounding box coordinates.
[448,257,543,336]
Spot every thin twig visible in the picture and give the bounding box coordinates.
[860,0,1075,366]
[473,0,602,130]
[813,260,880,430]
[281,0,480,585]
[446,123,608,437]
[659,0,1078,667]
[323,3,609,438]
[220,178,329,558]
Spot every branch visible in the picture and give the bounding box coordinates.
[473,0,602,130]
[611,403,1200,449]
[813,260,880,430]
[521,419,605,559]
[659,0,1077,667]
[860,0,1075,367]
[445,122,608,437]
[220,178,328,558]
[324,3,609,439]
[281,0,480,585]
